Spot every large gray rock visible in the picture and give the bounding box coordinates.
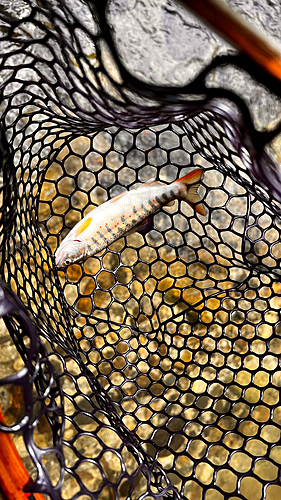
[108,0,281,160]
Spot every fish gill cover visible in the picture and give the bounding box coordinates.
[0,0,281,499]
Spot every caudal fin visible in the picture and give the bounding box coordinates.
[174,169,206,215]
[187,184,206,215]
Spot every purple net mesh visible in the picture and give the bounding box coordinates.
[0,1,281,499]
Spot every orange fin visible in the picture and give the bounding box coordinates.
[176,173,206,215]
[186,185,206,216]
[74,217,92,237]
[174,168,203,185]
[187,184,201,205]
[195,203,206,216]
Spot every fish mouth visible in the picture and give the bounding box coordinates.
[55,250,66,268]
[55,239,86,268]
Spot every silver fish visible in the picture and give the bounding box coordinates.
[55,168,205,268]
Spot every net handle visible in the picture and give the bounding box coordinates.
[0,404,45,500]
[179,0,281,82]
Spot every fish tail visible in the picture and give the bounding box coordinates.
[174,169,206,215]
[186,184,206,215]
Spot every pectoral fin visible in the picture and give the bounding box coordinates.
[126,216,154,236]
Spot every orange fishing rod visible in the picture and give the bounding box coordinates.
[0,404,45,500]
[179,0,281,82]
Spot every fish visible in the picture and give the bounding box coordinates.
[55,168,205,268]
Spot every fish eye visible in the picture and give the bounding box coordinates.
[65,258,72,266]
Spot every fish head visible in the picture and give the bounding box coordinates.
[55,239,87,268]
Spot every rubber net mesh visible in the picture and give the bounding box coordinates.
[0,1,281,499]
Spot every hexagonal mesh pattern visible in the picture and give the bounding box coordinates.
[0,1,281,500]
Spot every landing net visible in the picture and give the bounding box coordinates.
[0,1,281,500]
